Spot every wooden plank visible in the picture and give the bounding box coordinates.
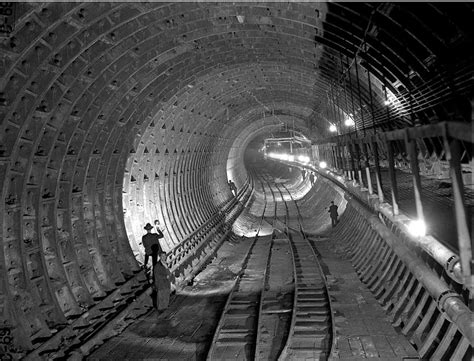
[371,335,396,358]
[445,138,472,289]
[448,122,474,143]
[348,337,365,357]
[386,335,418,357]
[386,140,399,215]
[405,132,425,223]
[336,337,354,358]
[360,336,378,357]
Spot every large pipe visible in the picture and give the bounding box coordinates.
[350,199,473,345]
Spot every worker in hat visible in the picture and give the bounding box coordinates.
[142,222,163,271]
[328,201,339,227]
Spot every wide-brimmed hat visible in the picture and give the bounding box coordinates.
[144,223,153,230]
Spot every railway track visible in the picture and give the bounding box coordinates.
[273,182,332,361]
[207,174,333,360]
[207,175,273,360]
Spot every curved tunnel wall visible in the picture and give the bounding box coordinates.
[0,1,472,353]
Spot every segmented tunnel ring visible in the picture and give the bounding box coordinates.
[0,1,472,358]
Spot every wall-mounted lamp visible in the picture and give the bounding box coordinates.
[344,114,355,126]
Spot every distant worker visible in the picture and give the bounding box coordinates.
[152,245,172,313]
[142,222,163,270]
[301,169,306,180]
[309,172,315,185]
[228,180,237,197]
[328,201,339,227]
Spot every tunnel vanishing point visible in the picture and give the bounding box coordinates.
[0,2,472,360]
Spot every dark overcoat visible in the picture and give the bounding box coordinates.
[153,261,171,311]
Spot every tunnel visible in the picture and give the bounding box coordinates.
[0,2,472,360]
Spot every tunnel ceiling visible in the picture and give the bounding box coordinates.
[0,2,473,350]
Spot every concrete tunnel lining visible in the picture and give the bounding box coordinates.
[0,2,472,357]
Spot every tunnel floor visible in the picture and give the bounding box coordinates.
[87,227,417,360]
[87,234,256,360]
[309,237,418,360]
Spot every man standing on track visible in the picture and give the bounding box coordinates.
[142,222,164,271]
[228,179,237,197]
[328,201,339,227]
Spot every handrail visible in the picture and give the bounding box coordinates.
[163,178,253,282]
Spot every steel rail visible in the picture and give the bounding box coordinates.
[206,175,272,361]
[273,182,332,361]
[279,182,338,360]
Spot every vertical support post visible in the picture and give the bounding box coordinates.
[367,65,377,131]
[331,145,337,170]
[386,139,399,215]
[354,59,365,136]
[330,85,341,132]
[336,144,342,172]
[373,139,384,203]
[363,142,373,194]
[444,135,472,287]
[349,142,357,182]
[355,142,364,188]
[333,144,339,170]
[343,143,354,180]
[405,130,425,223]
[340,144,347,178]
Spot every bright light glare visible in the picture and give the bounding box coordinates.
[319,161,327,169]
[383,99,391,106]
[267,153,290,161]
[329,124,337,132]
[407,220,426,237]
[267,152,310,164]
[297,155,310,163]
[344,115,355,126]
